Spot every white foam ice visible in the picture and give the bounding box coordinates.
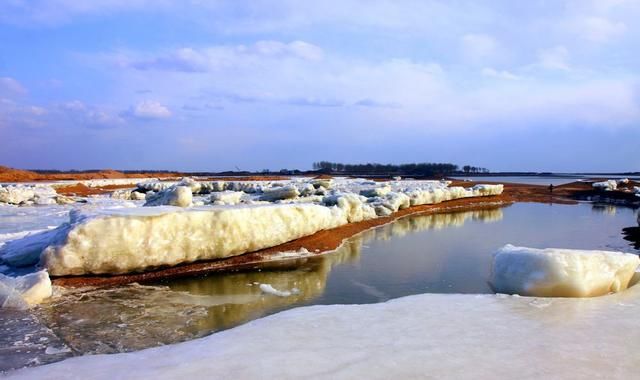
[490,244,639,297]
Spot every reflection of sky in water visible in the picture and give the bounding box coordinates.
[27,203,640,359]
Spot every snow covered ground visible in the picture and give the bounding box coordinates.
[0,177,503,279]
[7,275,640,379]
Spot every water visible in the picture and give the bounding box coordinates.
[452,175,640,186]
[14,202,636,364]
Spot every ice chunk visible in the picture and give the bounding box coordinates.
[38,204,347,275]
[592,180,618,191]
[259,283,300,297]
[323,193,377,223]
[136,180,174,193]
[111,189,146,201]
[144,186,193,207]
[0,184,59,205]
[259,186,300,201]
[490,244,640,297]
[470,184,503,196]
[311,178,333,189]
[0,271,52,308]
[359,185,391,198]
[209,191,244,205]
[177,177,202,194]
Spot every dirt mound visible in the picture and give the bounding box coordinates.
[0,166,41,182]
[0,165,180,182]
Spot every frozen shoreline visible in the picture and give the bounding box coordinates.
[7,278,640,379]
[0,178,503,277]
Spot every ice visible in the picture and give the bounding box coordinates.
[359,185,391,198]
[0,270,52,308]
[111,189,146,201]
[9,282,640,379]
[490,244,639,297]
[259,283,300,297]
[38,204,347,275]
[209,191,244,205]
[323,193,377,223]
[0,228,66,267]
[592,180,618,191]
[136,180,174,193]
[44,346,72,355]
[258,185,300,201]
[0,184,65,205]
[144,186,193,207]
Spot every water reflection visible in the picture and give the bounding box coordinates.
[34,208,503,355]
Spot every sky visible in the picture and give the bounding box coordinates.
[0,0,639,172]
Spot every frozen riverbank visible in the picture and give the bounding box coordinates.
[0,178,503,277]
[7,277,640,379]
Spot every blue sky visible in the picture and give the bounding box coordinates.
[0,0,639,172]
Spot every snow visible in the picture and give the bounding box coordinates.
[0,270,52,308]
[8,282,640,379]
[143,186,193,207]
[38,204,347,275]
[490,244,639,297]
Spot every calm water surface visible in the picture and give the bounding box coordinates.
[5,202,639,369]
[452,175,640,186]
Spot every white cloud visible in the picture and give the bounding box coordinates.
[481,68,522,81]
[537,46,570,71]
[119,40,324,73]
[577,17,626,42]
[58,100,124,126]
[460,34,500,64]
[126,100,172,119]
[0,77,27,96]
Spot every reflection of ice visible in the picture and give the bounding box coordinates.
[33,206,505,357]
[367,208,504,241]
[592,203,617,215]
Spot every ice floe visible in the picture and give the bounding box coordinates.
[490,244,639,297]
[143,186,193,207]
[37,204,347,275]
[0,270,52,308]
[0,184,72,206]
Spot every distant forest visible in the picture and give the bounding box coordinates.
[312,161,489,176]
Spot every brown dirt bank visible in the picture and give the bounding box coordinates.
[55,184,138,197]
[0,166,180,183]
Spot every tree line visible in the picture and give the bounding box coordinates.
[312,161,489,176]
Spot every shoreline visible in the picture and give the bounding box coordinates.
[53,197,513,288]
[9,179,637,288]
